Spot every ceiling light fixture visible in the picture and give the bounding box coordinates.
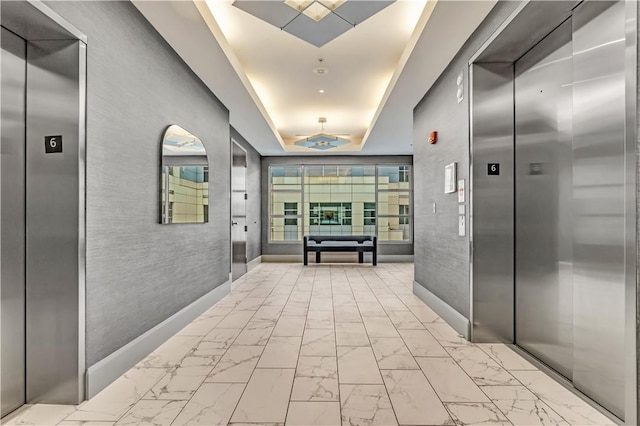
[313,58,329,75]
[318,89,325,94]
[294,117,350,151]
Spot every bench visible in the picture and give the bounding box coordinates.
[303,235,377,266]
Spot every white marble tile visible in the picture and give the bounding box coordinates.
[398,328,449,357]
[334,307,363,323]
[377,297,408,312]
[285,402,341,426]
[335,322,370,346]
[272,315,306,337]
[144,365,212,400]
[252,305,283,321]
[333,294,357,307]
[381,369,453,426]
[356,302,387,317]
[362,316,400,338]
[215,311,255,329]
[200,328,243,353]
[230,368,295,423]
[300,329,336,356]
[257,336,302,368]
[386,310,425,330]
[177,315,224,336]
[291,357,339,402]
[481,386,568,425]
[282,301,309,316]
[263,295,290,307]
[478,344,536,371]
[445,402,511,425]
[337,347,383,384]
[58,422,115,426]
[171,383,245,426]
[340,384,398,426]
[446,346,520,386]
[233,320,275,346]
[425,322,471,347]
[136,335,202,368]
[66,368,168,422]
[309,296,333,311]
[206,345,264,383]
[114,400,185,425]
[370,337,419,369]
[408,305,441,323]
[305,310,334,329]
[512,370,616,426]
[233,297,266,311]
[416,357,490,403]
[179,354,221,367]
[2,404,76,425]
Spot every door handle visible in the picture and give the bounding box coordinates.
[232,221,238,225]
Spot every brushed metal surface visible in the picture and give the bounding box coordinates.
[572,1,626,418]
[1,26,27,417]
[623,0,637,423]
[470,62,514,342]
[514,20,574,379]
[26,39,83,404]
[232,141,247,280]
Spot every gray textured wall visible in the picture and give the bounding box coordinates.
[46,1,231,367]
[261,155,414,257]
[413,1,519,318]
[231,127,261,262]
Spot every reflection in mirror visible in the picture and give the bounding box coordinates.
[161,125,209,224]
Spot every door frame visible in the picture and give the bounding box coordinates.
[230,139,248,280]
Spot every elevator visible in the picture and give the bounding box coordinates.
[1,1,87,417]
[471,0,635,423]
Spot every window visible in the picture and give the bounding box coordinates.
[268,164,411,242]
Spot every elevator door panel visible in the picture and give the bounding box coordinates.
[571,1,626,418]
[232,142,247,280]
[515,21,573,379]
[1,27,27,417]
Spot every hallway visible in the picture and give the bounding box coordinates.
[3,263,615,426]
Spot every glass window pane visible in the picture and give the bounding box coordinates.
[378,165,411,191]
[271,217,301,241]
[378,216,411,241]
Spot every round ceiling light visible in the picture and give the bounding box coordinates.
[313,66,329,75]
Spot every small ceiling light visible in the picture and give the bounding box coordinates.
[318,89,325,94]
[313,58,329,75]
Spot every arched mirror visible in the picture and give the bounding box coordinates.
[160,125,209,224]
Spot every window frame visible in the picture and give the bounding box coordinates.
[267,164,413,244]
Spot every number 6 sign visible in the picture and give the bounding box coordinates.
[45,135,63,153]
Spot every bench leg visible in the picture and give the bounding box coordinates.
[304,251,308,266]
[358,252,364,264]
[373,251,377,266]
[316,251,321,264]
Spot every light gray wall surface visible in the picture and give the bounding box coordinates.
[231,127,261,262]
[413,1,519,318]
[45,1,231,367]
[261,155,414,257]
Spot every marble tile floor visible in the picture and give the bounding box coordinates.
[2,263,616,426]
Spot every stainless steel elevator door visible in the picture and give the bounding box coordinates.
[1,27,27,417]
[231,142,247,280]
[514,20,574,379]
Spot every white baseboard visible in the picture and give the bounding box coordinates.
[413,281,470,339]
[247,256,262,271]
[86,280,231,398]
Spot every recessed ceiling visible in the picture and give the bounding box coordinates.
[203,0,428,152]
[132,0,498,156]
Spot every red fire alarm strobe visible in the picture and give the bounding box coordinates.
[429,131,438,144]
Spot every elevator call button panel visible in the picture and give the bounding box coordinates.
[45,135,62,153]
